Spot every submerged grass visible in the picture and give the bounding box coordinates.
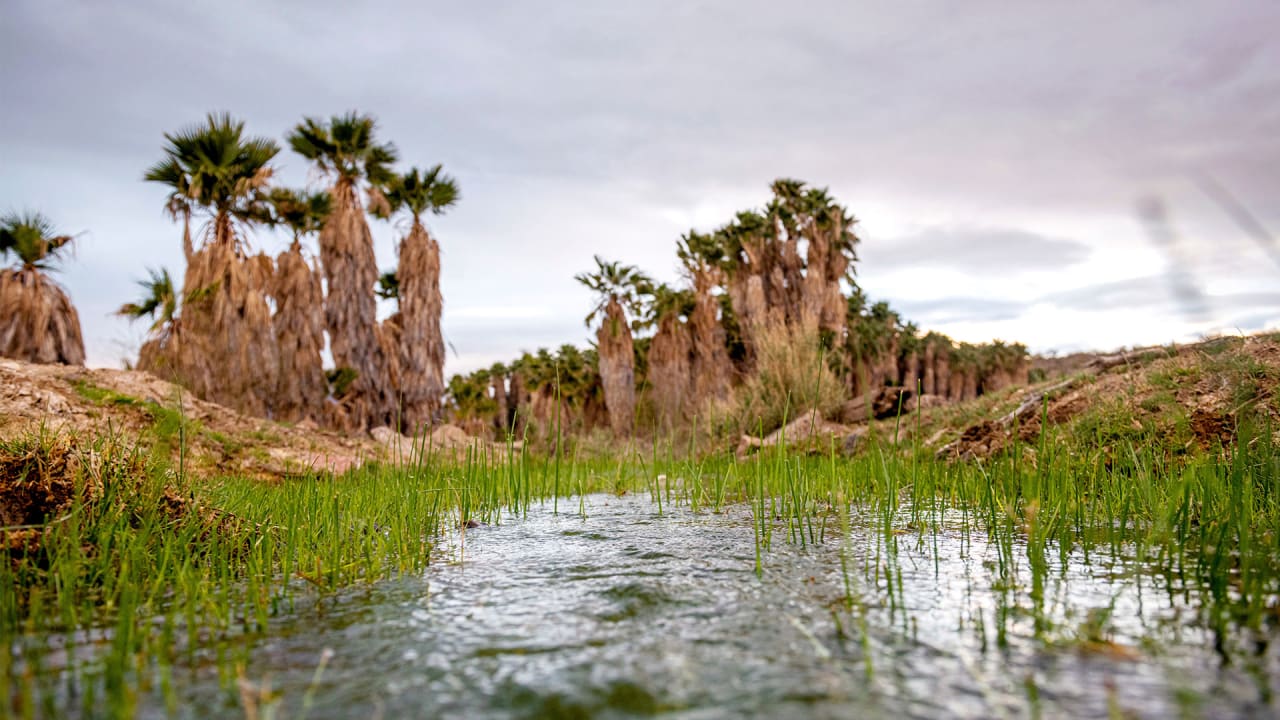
[2,396,1278,716]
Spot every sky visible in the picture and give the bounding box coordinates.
[3,1,1278,375]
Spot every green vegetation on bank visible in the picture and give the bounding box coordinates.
[2,349,1277,716]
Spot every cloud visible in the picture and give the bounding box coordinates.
[863,227,1091,273]
[889,297,1026,325]
[3,1,1280,369]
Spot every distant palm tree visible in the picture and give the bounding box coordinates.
[575,256,651,436]
[116,267,177,330]
[380,164,460,429]
[288,112,400,430]
[266,188,332,422]
[0,211,85,365]
[144,112,281,416]
[116,267,182,373]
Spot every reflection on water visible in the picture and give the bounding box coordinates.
[125,494,1279,718]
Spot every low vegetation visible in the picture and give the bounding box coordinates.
[0,332,1275,716]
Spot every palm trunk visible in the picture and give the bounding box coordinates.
[319,179,398,430]
[175,214,277,416]
[596,298,636,436]
[922,344,937,395]
[270,241,327,423]
[947,369,965,403]
[689,271,733,406]
[0,267,85,366]
[491,370,509,435]
[394,220,445,431]
[935,354,952,400]
[902,351,920,392]
[647,313,692,431]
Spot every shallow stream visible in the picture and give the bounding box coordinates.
[74,493,1280,717]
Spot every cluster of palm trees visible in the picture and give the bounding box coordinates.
[2,156,1029,443]
[118,112,458,431]
[446,178,1030,439]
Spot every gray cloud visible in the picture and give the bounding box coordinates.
[889,297,1026,325]
[1041,277,1280,317]
[863,227,1091,273]
[3,1,1280,370]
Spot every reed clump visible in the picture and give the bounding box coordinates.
[709,319,847,438]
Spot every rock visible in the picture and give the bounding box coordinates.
[370,426,406,446]
[903,394,947,414]
[841,429,866,455]
[836,387,919,423]
[737,412,864,457]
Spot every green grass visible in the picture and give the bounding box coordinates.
[2,401,1278,716]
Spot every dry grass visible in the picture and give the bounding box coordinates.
[709,319,848,437]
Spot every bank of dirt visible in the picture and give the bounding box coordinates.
[0,358,489,482]
[930,333,1280,461]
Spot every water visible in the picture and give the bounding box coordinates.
[67,494,1280,717]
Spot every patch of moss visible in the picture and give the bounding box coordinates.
[70,380,142,408]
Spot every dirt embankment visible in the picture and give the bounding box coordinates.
[936,334,1280,460]
[0,358,490,480]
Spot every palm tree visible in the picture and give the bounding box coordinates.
[116,267,183,373]
[267,188,331,423]
[380,164,460,430]
[144,113,280,416]
[575,256,651,436]
[288,111,400,430]
[0,212,85,365]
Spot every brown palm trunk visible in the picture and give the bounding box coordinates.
[319,180,398,430]
[647,313,692,430]
[507,371,528,437]
[922,344,937,395]
[902,351,920,392]
[947,369,965,402]
[689,271,733,406]
[596,298,636,436]
[1013,358,1030,386]
[394,220,445,431]
[935,353,952,399]
[491,370,509,435]
[176,217,277,416]
[270,242,327,423]
[0,267,85,366]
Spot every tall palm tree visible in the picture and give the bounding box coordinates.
[267,188,331,423]
[575,256,651,436]
[0,212,85,365]
[380,164,460,430]
[144,113,280,416]
[288,112,400,430]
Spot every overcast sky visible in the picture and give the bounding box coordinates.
[3,1,1278,374]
